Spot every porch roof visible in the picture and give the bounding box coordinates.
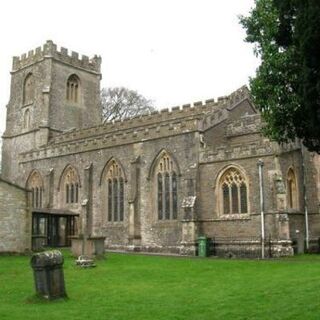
[32,208,80,216]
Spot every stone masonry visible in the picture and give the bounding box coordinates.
[1,41,320,256]
[0,178,31,253]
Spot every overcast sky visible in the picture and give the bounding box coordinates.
[0,0,259,134]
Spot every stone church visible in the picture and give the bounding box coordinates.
[1,40,320,257]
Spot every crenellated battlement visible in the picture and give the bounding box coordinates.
[201,109,229,131]
[19,116,201,163]
[226,113,261,137]
[226,85,251,109]
[49,112,202,146]
[48,86,250,145]
[200,137,301,163]
[200,139,274,163]
[16,85,252,163]
[12,40,101,73]
[48,97,221,145]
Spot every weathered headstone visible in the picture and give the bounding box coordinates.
[30,250,67,299]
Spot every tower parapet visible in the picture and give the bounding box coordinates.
[12,40,101,73]
[2,41,102,180]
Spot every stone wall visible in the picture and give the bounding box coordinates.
[2,40,101,181]
[2,42,320,256]
[16,128,200,253]
[0,179,31,253]
[12,40,101,73]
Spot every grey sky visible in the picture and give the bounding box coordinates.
[0,0,259,133]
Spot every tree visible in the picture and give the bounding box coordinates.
[240,0,320,153]
[101,87,155,122]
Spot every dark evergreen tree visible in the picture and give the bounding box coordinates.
[240,0,320,152]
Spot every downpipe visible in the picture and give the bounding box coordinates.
[257,159,265,259]
[300,143,309,251]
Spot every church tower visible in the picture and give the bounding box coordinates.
[2,40,102,181]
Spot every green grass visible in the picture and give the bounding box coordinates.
[0,251,320,320]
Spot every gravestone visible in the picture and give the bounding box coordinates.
[30,250,67,299]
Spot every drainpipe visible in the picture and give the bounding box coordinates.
[257,159,265,259]
[300,142,309,251]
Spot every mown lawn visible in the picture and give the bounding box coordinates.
[0,251,319,320]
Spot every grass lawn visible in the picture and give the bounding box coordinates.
[0,251,319,320]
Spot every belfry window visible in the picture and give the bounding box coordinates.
[106,160,124,222]
[287,168,298,209]
[66,74,80,103]
[23,73,35,105]
[156,153,178,220]
[219,167,248,214]
[64,167,80,204]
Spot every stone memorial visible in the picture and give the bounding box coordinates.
[30,250,67,300]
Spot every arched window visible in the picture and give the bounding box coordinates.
[23,73,35,105]
[287,168,298,209]
[219,167,248,214]
[106,160,125,222]
[27,171,44,209]
[66,74,80,103]
[24,109,30,129]
[155,152,178,220]
[63,166,80,204]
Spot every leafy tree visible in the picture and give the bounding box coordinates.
[101,87,155,122]
[240,0,320,153]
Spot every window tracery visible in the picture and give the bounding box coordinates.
[27,171,43,208]
[219,167,248,215]
[155,153,178,220]
[64,166,80,204]
[106,160,124,222]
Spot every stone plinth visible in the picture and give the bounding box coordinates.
[71,236,105,258]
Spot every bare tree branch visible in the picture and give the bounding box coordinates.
[101,87,155,122]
